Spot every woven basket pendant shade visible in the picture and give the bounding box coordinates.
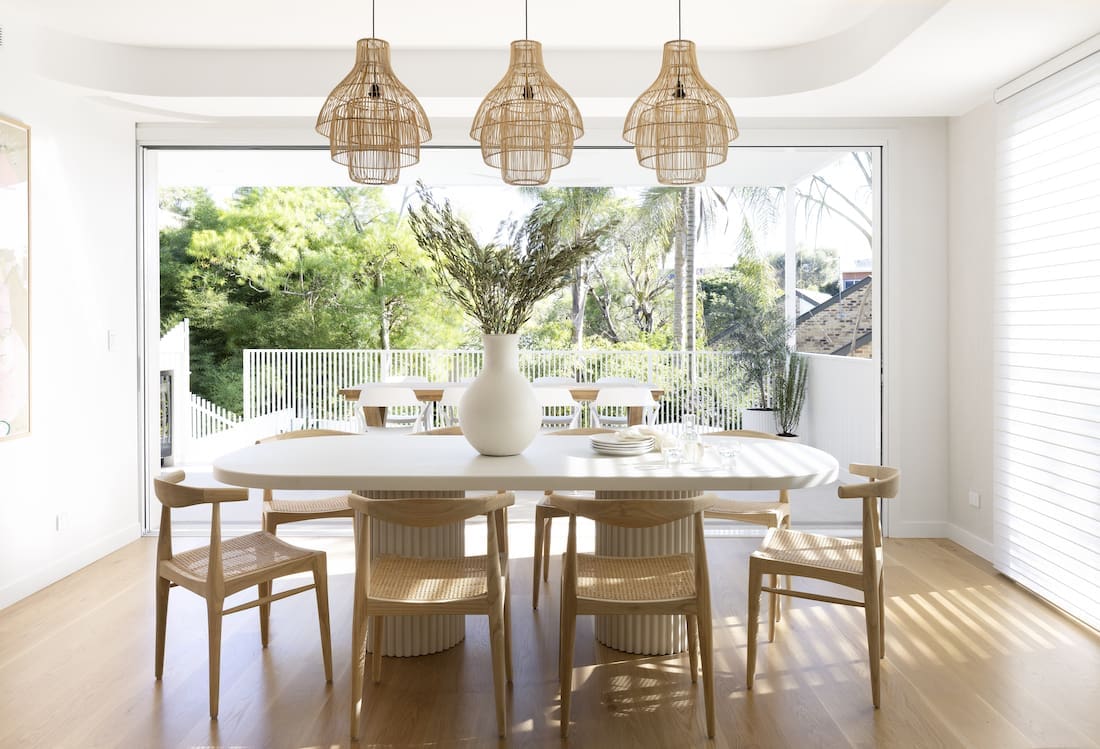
[316,37,431,185]
[623,39,738,185]
[471,39,583,186]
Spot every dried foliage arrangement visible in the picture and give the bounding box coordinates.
[407,185,610,334]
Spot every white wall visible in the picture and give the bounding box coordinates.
[946,100,997,559]
[0,22,142,608]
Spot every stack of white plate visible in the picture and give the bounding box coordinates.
[589,434,655,456]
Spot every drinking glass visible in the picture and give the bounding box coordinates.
[716,439,740,467]
[663,443,684,467]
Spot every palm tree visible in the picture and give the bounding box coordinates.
[641,185,781,351]
[522,187,619,347]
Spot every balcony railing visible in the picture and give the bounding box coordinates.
[243,348,761,429]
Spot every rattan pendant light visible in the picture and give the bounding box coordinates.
[470,1,583,186]
[623,1,738,185]
[316,1,431,185]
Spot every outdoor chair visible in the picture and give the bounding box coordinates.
[153,471,333,719]
[747,464,900,708]
[547,490,718,738]
[588,385,659,428]
[357,381,431,432]
[534,376,582,429]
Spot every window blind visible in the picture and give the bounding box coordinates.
[994,52,1100,631]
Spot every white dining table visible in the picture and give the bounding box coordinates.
[213,433,839,655]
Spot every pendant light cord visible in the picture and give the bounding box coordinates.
[678,0,682,40]
[525,0,529,40]
[372,0,376,37]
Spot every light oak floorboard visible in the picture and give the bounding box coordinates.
[0,531,1097,748]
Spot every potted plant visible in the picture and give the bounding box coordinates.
[773,353,808,439]
[728,301,791,434]
[407,186,607,455]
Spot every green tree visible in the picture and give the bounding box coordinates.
[768,246,841,294]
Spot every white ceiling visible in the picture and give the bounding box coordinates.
[5,0,885,50]
[4,0,1100,118]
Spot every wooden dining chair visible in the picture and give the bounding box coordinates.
[348,491,516,739]
[547,491,718,738]
[153,471,333,719]
[531,427,615,609]
[747,464,900,708]
[706,429,792,628]
[255,429,355,644]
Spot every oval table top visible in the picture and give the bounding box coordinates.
[212,433,839,493]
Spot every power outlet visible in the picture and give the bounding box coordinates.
[968,490,981,508]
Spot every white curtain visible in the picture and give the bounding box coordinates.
[994,51,1100,631]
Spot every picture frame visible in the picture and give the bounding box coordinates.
[0,115,30,440]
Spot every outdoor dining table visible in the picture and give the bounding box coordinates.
[339,381,666,428]
[213,432,838,656]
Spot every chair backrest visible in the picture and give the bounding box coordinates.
[710,429,778,440]
[153,470,248,509]
[414,425,463,436]
[257,428,355,444]
[546,492,716,528]
[535,385,579,408]
[593,386,658,408]
[837,464,900,568]
[357,385,422,408]
[348,491,514,528]
[547,427,614,436]
[441,386,466,409]
[153,471,247,586]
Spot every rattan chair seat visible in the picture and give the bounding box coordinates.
[268,495,351,514]
[168,532,314,581]
[753,528,863,575]
[576,553,696,602]
[370,555,491,602]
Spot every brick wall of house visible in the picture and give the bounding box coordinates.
[796,277,873,357]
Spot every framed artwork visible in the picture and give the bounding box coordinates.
[0,115,30,440]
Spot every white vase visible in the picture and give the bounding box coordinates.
[459,334,541,456]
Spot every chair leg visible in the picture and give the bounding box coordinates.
[312,555,334,682]
[259,515,276,646]
[371,617,385,684]
[559,593,577,738]
[879,570,886,658]
[686,615,699,684]
[698,606,716,738]
[542,518,553,582]
[747,560,762,690]
[207,598,224,720]
[488,595,509,737]
[504,581,514,685]
[769,573,781,642]
[154,576,170,679]
[865,579,882,708]
[532,512,546,610]
[350,602,369,740]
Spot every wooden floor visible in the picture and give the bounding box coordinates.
[1,518,1097,748]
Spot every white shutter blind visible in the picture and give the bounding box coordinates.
[995,52,1100,631]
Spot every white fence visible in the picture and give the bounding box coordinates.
[190,392,243,440]
[243,348,760,429]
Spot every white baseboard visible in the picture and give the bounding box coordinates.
[947,523,995,561]
[0,525,141,611]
